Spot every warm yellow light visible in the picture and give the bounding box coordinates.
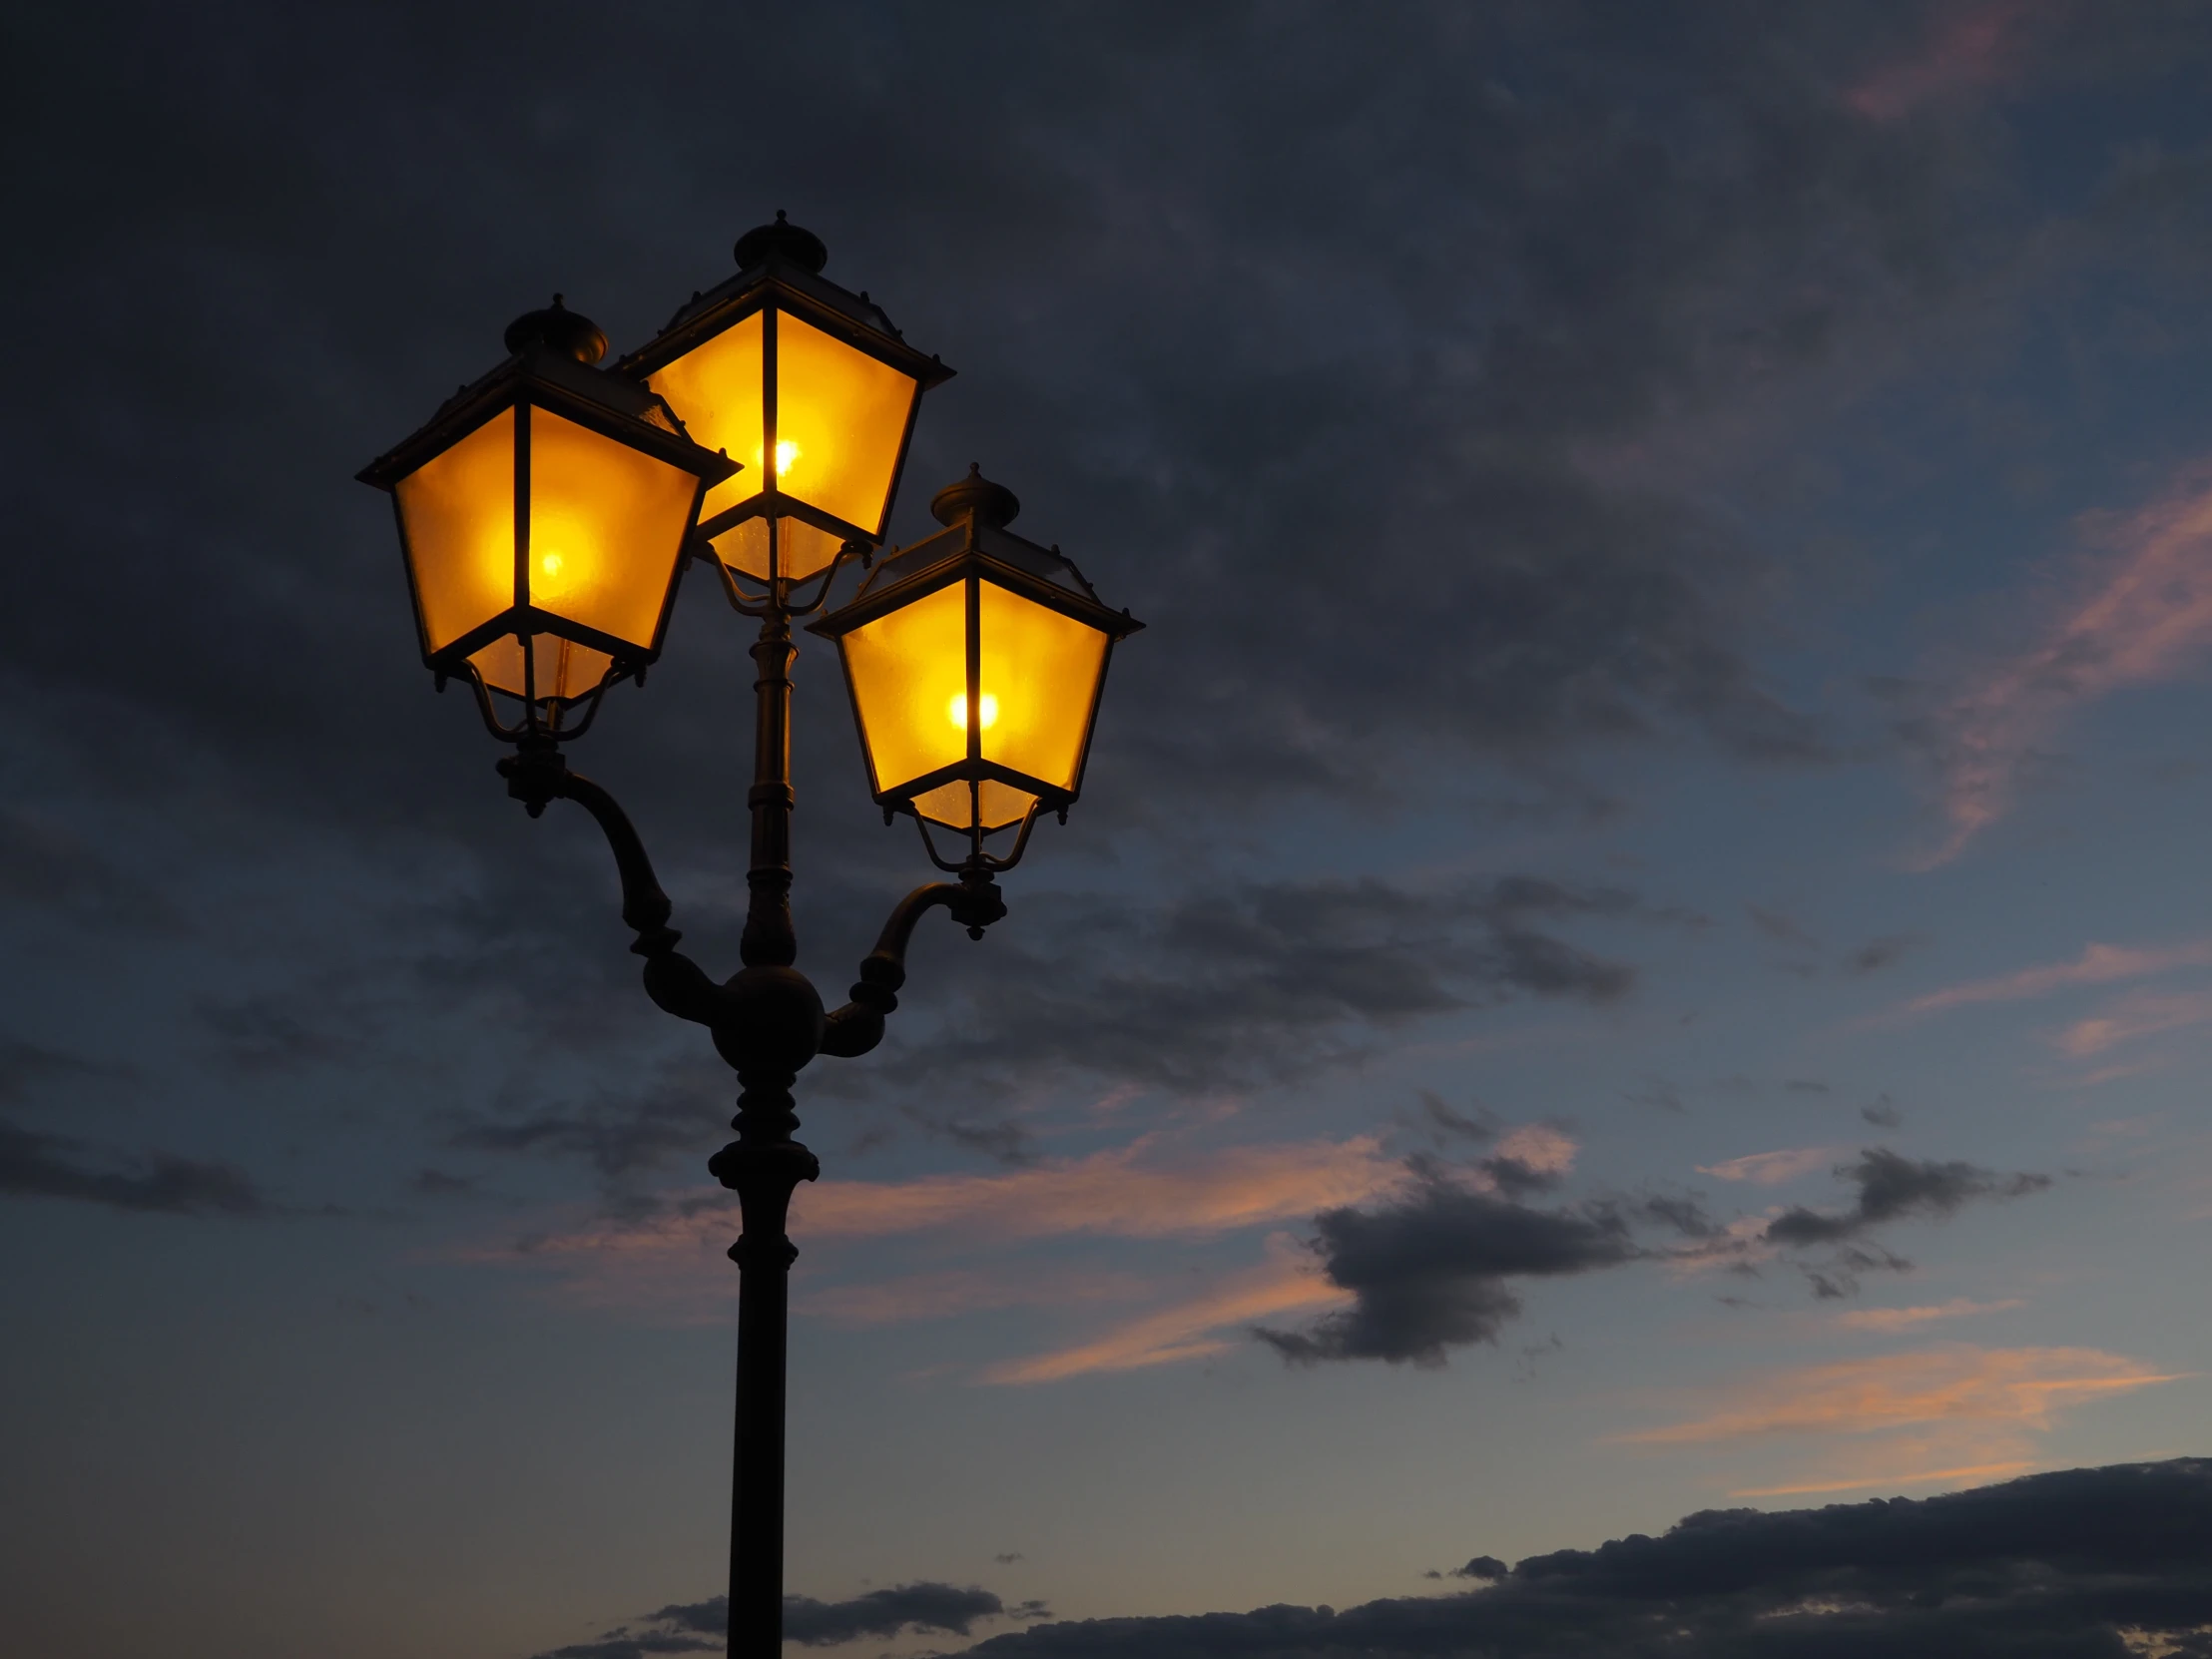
[539,552,565,578]
[948,691,999,730]
[751,439,802,476]
[394,408,517,654]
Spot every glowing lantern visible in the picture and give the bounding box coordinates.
[356,299,737,737]
[616,214,952,587]
[809,467,1143,848]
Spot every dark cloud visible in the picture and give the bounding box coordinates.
[1746,904,1817,949]
[1257,1167,1639,1367]
[965,1459,2212,1659]
[902,1107,1040,1168]
[1765,1147,2049,1247]
[446,1068,728,1183]
[0,1039,129,1103]
[0,1120,267,1216]
[1622,1076,1686,1113]
[532,1584,1042,1657]
[1862,1095,1905,1128]
[862,874,1642,1103]
[410,1167,480,1199]
[1845,933,1923,974]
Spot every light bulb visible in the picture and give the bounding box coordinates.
[948,692,999,730]
[757,439,800,476]
[539,551,565,579]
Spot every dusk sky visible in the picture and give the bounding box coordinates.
[18,4,2212,1656]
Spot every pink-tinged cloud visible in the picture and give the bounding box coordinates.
[1733,1459,2040,1497]
[450,1135,1401,1315]
[1900,937,2212,1016]
[1697,1147,1839,1186]
[1834,1298,2025,1333]
[1621,1345,2184,1446]
[1493,1124,1578,1175]
[791,1134,1398,1243]
[1914,465,2212,866]
[1845,1,2034,122]
[1626,1344,2188,1499]
[2056,988,2212,1056]
[979,1245,1345,1384]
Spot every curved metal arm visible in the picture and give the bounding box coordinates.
[819,873,1008,1058]
[497,744,727,1026]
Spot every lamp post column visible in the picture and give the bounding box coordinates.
[708,596,825,1658]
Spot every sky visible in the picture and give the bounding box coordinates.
[14,1,2212,1655]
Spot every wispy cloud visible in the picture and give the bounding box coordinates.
[1698,1146,1839,1185]
[1834,1298,2024,1333]
[1901,938,2212,1016]
[792,1135,1398,1243]
[2055,988,2212,1056]
[454,1135,1401,1316]
[1621,1344,2187,1496]
[980,1245,1344,1384]
[1845,0,2035,123]
[1910,467,2212,865]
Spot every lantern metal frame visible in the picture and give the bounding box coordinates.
[357,304,739,744]
[360,223,1142,1659]
[809,467,1143,875]
[615,212,955,581]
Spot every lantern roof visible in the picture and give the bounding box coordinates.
[613,214,953,394]
[814,465,1144,643]
[357,298,735,495]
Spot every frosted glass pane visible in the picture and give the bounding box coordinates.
[713,514,845,583]
[910,781,1037,833]
[647,311,762,522]
[395,409,515,653]
[526,407,698,652]
[774,311,917,536]
[977,582,1110,793]
[468,634,615,703]
[841,581,966,796]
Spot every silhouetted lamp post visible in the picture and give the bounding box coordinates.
[358,218,1141,1659]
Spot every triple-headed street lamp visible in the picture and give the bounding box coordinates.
[358,216,1142,1658]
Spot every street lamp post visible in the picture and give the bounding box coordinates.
[358,219,1142,1659]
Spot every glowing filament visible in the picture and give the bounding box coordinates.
[948,691,999,731]
[756,440,801,476]
[538,551,565,579]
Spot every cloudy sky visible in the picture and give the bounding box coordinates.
[15,2,2212,1655]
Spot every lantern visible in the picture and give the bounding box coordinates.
[615,214,952,588]
[809,467,1143,854]
[356,299,738,738]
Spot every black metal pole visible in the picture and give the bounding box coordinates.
[707,597,823,1659]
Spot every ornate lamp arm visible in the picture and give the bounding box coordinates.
[819,870,1008,1058]
[496,742,726,1027]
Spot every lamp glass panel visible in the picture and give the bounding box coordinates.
[977,581,1110,793]
[839,580,967,796]
[774,311,917,535]
[394,408,516,653]
[468,635,615,702]
[526,407,698,652]
[910,780,1037,833]
[713,514,845,583]
[645,310,763,522]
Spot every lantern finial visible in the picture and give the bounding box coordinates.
[734,211,829,276]
[503,296,608,364]
[930,463,1020,529]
